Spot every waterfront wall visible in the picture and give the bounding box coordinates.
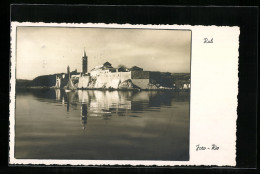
[97,71,131,82]
[78,72,133,89]
[78,76,90,88]
[131,71,149,79]
[132,79,150,89]
[75,71,176,90]
[93,71,131,88]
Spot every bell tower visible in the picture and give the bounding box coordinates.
[67,65,70,78]
[82,49,88,74]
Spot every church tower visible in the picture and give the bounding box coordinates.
[82,49,88,74]
[67,65,70,78]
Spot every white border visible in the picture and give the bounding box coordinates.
[10,22,239,166]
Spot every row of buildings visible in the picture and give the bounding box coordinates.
[54,50,190,90]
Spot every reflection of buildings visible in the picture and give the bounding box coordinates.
[33,89,180,115]
[58,90,133,130]
[89,91,131,114]
[77,90,132,117]
[32,89,187,130]
[81,104,88,130]
[61,90,133,130]
[55,89,60,100]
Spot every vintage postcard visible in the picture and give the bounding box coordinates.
[10,22,239,166]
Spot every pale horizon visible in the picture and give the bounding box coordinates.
[16,27,191,80]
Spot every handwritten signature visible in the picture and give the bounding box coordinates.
[204,38,213,43]
[196,144,219,151]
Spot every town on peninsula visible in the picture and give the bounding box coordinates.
[16,49,190,91]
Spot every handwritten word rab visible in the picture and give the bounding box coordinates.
[204,38,213,43]
[196,144,219,151]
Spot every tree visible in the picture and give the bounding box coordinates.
[103,62,113,68]
[130,66,143,71]
[117,64,127,72]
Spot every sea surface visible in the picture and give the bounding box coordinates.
[15,89,190,161]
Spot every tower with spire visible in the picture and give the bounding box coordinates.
[82,48,88,74]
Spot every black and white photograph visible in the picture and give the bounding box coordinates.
[13,26,191,162]
[6,5,258,172]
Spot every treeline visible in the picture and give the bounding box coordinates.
[31,74,57,87]
[16,79,33,88]
[172,73,190,89]
[171,73,190,81]
[16,74,58,88]
[150,72,173,87]
[149,72,190,88]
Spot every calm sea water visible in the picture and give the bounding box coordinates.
[15,89,190,161]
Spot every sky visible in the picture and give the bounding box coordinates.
[16,27,191,80]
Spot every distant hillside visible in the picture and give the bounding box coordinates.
[171,73,190,80]
[16,74,59,88]
[30,74,57,87]
[16,79,33,88]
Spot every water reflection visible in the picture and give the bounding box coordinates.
[15,89,190,160]
[25,89,189,131]
[81,103,88,131]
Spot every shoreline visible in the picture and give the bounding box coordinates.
[16,86,190,92]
